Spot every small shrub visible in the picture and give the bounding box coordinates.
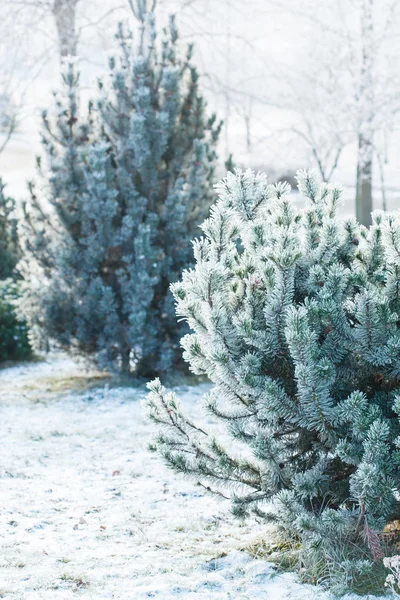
[0,279,32,362]
[145,168,400,593]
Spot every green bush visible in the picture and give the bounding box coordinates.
[0,179,18,279]
[0,279,32,362]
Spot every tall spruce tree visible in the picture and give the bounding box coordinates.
[146,168,400,590]
[19,1,220,375]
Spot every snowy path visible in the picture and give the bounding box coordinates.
[0,359,389,599]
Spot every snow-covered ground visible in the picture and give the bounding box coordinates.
[0,357,392,599]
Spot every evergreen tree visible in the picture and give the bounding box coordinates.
[146,168,400,589]
[19,59,93,354]
[20,1,220,376]
[0,179,18,279]
[0,181,32,362]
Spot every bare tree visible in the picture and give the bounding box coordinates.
[53,0,79,58]
[0,0,80,154]
[0,0,128,153]
[355,0,374,225]
[233,0,400,223]
[2,0,95,60]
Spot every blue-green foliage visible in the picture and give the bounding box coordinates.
[145,168,400,584]
[20,2,220,376]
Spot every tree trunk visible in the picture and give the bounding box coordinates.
[53,0,78,59]
[121,348,131,374]
[244,114,252,154]
[355,0,374,227]
[356,132,373,226]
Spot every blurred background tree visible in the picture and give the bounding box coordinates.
[18,1,220,376]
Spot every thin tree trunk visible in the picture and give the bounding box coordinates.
[224,0,232,162]
[376,148,387,212]
[121,348,131,374]
[244,114,252,153]
[53,0,78,59]
[355,0,374,227]
[356,132,373,225]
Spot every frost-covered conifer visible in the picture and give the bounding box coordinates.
[0,181,30,362]
[19,59,93,355]
[20,1,220,375]
[146,168,400,586]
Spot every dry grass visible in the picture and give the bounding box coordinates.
[22,373,111,395]
[0,356,111,404]
[243,536,300,573]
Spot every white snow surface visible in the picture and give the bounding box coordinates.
[0,357,392,599]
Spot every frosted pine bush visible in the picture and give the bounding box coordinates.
[146,168,400,592]
[19,1,220,377]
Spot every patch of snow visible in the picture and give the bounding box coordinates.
[0,359,394,599]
